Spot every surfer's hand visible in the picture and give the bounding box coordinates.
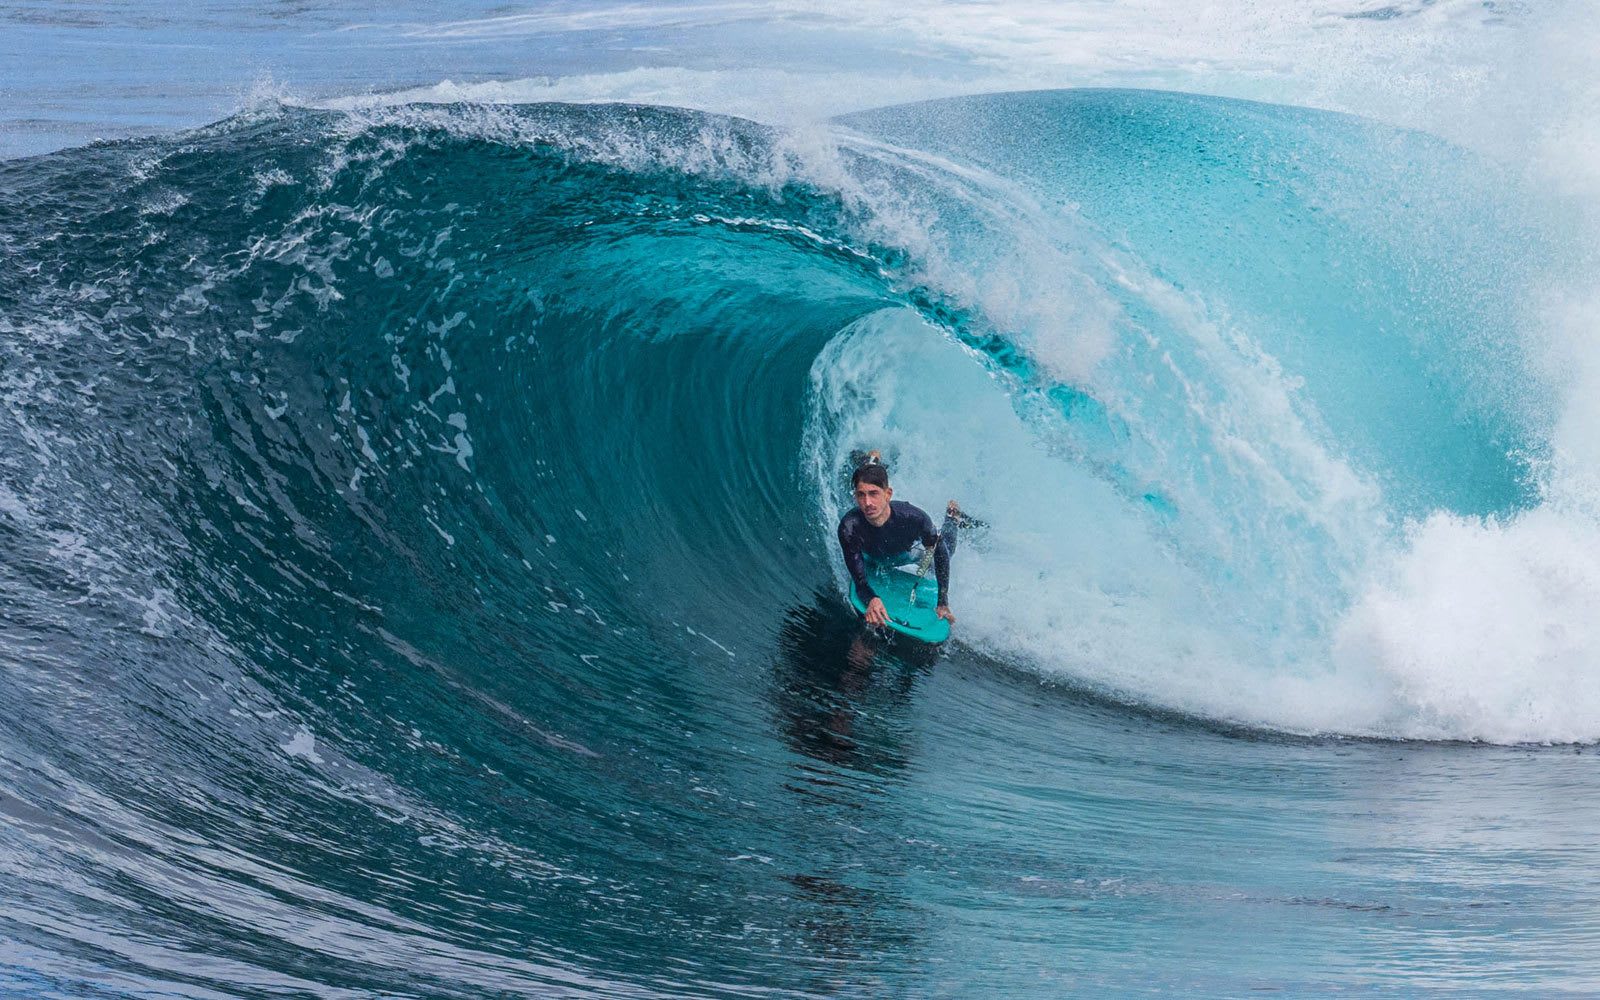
[936,604,956,625]
[865,598,888,626]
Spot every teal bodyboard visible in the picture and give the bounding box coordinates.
[848,564,950,644]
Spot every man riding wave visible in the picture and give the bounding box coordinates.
[837,451,968,631]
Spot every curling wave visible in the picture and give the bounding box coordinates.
[0,90,1585,810]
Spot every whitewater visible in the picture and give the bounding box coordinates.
[3,0,1600,995]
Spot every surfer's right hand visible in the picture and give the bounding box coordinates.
[865,598,889,627]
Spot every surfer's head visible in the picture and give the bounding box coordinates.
[851,462,893,526]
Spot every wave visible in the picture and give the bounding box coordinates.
[0,88,1588,779]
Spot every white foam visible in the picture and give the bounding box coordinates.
[1335,506,1600,743]
[281,726,325,764]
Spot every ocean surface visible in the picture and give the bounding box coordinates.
[4,1,1600,995]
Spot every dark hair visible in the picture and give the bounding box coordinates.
[851,462,890,490]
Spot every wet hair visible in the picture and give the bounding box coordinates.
[851,462,890,491]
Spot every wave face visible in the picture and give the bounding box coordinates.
[4,92,1600,996]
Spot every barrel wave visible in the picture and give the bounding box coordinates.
[4,91,1599,996]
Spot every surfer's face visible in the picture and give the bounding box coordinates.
[853,482,892,526]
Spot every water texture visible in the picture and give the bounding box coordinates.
[4,1,1600,996]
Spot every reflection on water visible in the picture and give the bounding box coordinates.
[757,592,944,994]
[769,591,937,773]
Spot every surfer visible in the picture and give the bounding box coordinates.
[837,451,965,630]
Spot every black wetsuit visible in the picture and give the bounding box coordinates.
[837,500,952,607]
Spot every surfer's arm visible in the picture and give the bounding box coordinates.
[838,521,878,604]
[918,512,952,607]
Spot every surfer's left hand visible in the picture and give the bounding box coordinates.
[936,605,956,625]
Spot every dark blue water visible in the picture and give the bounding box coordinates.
[6,3,1600,996]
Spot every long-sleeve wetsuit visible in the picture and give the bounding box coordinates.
[837,500,951,607]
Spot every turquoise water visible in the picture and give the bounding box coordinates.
[6,3,1600,996]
